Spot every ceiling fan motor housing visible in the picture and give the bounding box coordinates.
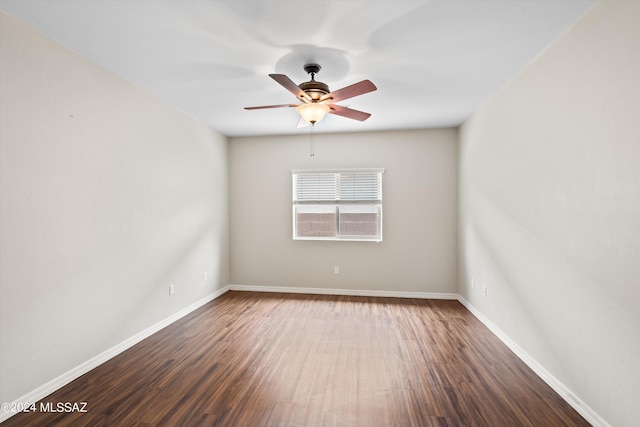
[299,63,329,100]
[298,80,329,99]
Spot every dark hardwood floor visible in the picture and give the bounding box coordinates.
[2,291,590,426]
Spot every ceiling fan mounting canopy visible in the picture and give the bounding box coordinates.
[303,63,321,75]
[245,63,377,125]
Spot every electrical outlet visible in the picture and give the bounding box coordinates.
[483,285,487,297]
[471,278,476,289]
[169,284,175,295]
[203,271,207,281]
[334,266,340,275]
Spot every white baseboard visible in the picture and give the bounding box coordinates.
[457,296,609,427]
[0,286,230,423]
[228,284,458,300]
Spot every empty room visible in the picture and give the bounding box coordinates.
[0,0,638,426]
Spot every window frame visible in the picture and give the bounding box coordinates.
[292,168,384,242]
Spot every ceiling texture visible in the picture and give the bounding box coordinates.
[0,0,596,137]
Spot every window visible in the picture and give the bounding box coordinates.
[292,169,384,242]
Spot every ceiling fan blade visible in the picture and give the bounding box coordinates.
[270,74,312,102]
[321,80,377,103]
[244,104,298,110]
[329,104,372,121]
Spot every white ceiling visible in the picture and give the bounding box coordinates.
[0,0,596,137]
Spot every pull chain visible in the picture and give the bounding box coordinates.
[310,122,315,157]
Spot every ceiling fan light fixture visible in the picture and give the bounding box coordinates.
[246,64,377,126]
[296,102,330,124]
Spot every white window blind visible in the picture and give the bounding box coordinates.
[294,173,338,201]
[293,170,382,202]
[292,169,384,241]
[339,172,382,201]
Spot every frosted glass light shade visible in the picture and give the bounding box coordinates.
[296,103,330,124]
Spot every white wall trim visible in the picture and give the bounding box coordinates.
[0,286,230,423]
[457,296,610,427]
[228,284,458,300]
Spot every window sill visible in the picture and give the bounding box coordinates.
[294,236,382,243]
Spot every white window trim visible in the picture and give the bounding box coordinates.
[291,168,385,175]
[292,168,384,242]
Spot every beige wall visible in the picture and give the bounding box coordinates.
[459,2,640,425]
[0,12,229,403]
[229,129,458,294]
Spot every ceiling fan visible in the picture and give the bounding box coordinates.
[245,64,377,126]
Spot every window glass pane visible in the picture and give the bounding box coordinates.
[339,205,380,237]
[294,205,337,238]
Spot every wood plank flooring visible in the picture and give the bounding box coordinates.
[1,291,590,426]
